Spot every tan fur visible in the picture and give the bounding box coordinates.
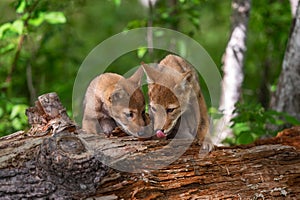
[82,67,151,138]
[143,55,213,151]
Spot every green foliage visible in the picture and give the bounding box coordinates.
[224,103,300,145]
[122,0,221,60]
[0,0,66,136]
[112,0,121,7]
[0,0,296,142]
[0,0,66,50]
[0,95,28,137]
[152,0,203,33]
[244,1,291,107]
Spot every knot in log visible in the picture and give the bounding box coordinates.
[37,131,108,196]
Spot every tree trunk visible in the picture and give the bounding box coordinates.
[290,0,299,17]
[0,93,300,199]
[270,1,300,122]
[214,0,251,145]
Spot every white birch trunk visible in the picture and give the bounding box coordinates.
[290,0,299,17]
[270,2,300,121]
[214,0,251,145]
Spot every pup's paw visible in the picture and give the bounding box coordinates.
[198,138,214,154]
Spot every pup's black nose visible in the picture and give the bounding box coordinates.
[137,131,144,137]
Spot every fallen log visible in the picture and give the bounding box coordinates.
[0,93,299,199]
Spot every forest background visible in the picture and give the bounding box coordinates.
[0,0,299,144]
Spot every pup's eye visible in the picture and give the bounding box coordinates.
[150,106,157,112]
[166,108,175,113]
[125,112,134,118]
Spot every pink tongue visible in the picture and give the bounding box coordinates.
[156,130,166,138]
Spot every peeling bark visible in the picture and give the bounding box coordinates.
[0,93,300,199]
[215,0,251,145]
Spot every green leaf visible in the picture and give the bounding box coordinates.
[237,132,254,145]
[0,107,3,118]
[284,114,300,125]
[28,13,45,27]
[137,47,147,58]
[0,43,16,54]
[0,20,24,38]
[9,104,27,119]
[16,0,26,14]
[270,84,277,92]
[232,122,251,135]
[6,102,13,113]
[12,20,24,35]
[272,110,283,116]
[161,12,169,19]
[266,115,277,124]
[113,0,121,7]
[177,40,187,57]
[0,23,13,38]
[208,107,218,114]
[190,16,200,30]
[44,12,67,24]
[153,30,164,37]
[126,20,146,29]
[208,107,223,119]
[12,118,22,130]
[10,105,21,119]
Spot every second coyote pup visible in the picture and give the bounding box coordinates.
[143,54,213,151]
[82,67,151,138]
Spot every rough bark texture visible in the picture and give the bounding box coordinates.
[215,0,251,145]
[270,2,300,122]
[0,93,300,199]
[0,93,108,199]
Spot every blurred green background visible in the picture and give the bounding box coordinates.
[0,0,296,142]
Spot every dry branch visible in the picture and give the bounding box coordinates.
[0,93,299,199]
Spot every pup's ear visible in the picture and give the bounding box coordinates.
[127,67,144,86]
[181,71,193,86]
[142,63,160,84]
[109,88,128,103]
[174,71,193,92]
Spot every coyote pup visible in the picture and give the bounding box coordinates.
[143,55,213,151]
[82,67,151,138]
